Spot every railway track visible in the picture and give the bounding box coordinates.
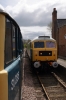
[36,71,66,100]
[23,50,66,100]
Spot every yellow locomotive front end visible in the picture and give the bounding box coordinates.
[30,36,58,68]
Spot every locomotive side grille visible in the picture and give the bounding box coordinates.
[39,51,52,56]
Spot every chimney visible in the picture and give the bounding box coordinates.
[52,8,57,23]
[52,8,57,39]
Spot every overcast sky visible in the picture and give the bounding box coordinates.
[0,0,66,40]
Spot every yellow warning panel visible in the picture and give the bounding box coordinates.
[0,14,5,70]
[0,70,8,100]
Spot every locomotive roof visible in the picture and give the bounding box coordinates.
[0,9,20,30]
[31,36,56,42]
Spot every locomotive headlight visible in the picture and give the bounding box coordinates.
[49,53,51,55]
[40,53,42,55]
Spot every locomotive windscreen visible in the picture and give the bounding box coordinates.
[46,41,56,48]
[34,42,44,48]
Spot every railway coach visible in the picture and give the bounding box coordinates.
[28,36,58,70]
[0,10,23,100]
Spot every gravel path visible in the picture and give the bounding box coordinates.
[21,52,37,100]
[21,50,46,100]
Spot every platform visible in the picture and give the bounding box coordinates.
[57,58,66,68]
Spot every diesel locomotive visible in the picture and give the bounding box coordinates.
[28,36,58,69]
[0,10,23,100]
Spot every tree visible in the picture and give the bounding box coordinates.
[23,39,31,48]
[47,22,52,35]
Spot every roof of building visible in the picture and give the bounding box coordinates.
[57,19,66,28]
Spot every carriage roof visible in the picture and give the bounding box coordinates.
[0,9,20,30]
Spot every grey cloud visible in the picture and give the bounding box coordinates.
[14,8,52,27]
[14,3,61,27]
[1,1,66,27]
[0,0,18,7]
[23,31,49,40]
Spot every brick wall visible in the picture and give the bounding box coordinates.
[58,26,66,57]
[52,8,66,58]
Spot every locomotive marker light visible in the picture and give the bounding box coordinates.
[35,51,38,56]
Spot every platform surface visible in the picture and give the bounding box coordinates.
[57,58,66,68]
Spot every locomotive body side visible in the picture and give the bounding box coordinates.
[0,11,23,100]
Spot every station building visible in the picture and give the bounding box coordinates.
[52,8,66,59]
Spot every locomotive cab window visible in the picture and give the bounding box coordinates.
[34,41,44,48]
[46,41,56,48]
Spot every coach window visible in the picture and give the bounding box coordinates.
[5,18,12,64]
[12,25,16,59]
[15,27,19,57]
[17,28,19,56]
[17,28,20,55]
